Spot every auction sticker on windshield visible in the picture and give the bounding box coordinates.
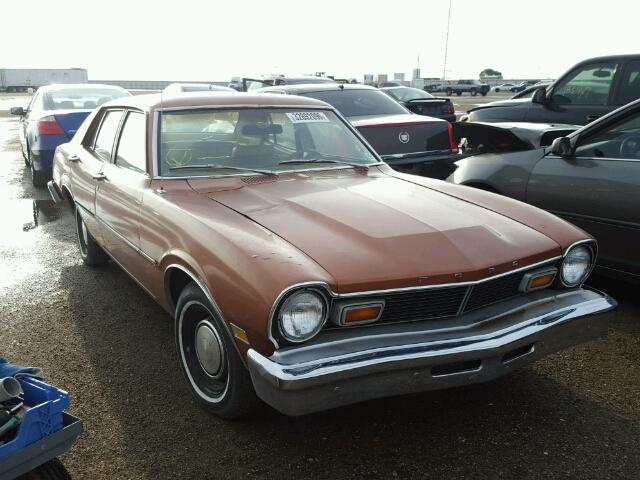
[286,111,330,123]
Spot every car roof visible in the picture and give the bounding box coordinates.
[38,83,128,92]
[258,83,377,94]
[100,92,332,112]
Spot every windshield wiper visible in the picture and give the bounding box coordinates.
[279,155,374,169]
[168,163,278,176]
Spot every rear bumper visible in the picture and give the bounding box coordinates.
[247,288,615,416]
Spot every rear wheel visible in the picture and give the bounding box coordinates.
[29,150,47,187]
[76,206,109,267]
[175,283,259,419]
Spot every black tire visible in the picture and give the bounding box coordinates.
[494,88,500,93]
[481,91,488,96]
[17,458,71,480]
[23,143,30,167]
[445,88,453,96]
[470,88,478,97]
[29,150,47,187]
[456,92,462,96]
[175,282,259,419]
[75,206,109,267]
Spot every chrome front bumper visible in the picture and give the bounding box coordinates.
[247,288,615,416]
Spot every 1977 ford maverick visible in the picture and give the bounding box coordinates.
[49,92,615,417]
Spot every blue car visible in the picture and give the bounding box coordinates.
[10,84,130,186]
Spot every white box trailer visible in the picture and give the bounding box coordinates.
[0,68,88,92]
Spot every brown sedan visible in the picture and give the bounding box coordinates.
[49,92,615,418]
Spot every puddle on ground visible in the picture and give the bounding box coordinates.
[22,200,60,231]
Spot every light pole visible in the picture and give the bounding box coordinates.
[442,0,452,81]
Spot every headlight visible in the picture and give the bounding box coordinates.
[278,290,327,342]
[561,245,593,287]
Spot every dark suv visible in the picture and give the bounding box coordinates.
[466,55,640,125]
[445,80,490,97]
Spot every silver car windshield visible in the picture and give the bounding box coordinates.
[157,108,379,177]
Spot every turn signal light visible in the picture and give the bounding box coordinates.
[38,116,65,135]
[343,305,383,325]
[518,268,557,293]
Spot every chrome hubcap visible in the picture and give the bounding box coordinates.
[194,320,224,378]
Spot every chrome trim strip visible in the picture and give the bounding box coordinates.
[456,286,474,316]
[96,216,157,266]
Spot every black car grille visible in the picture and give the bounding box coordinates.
[463,271,525,313]
[358,268,546,326]
[378,286,467,324]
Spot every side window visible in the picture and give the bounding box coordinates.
[27,93,41,114]
[615,60,640,106]
[115,112,146,173]
[552,62,617,105]
[93,110,123,162]
[574,111,640,159]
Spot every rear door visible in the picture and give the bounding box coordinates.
[526,108,640,278]
[525,60,618,125]
[95,110,152,282]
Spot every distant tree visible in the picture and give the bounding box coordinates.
[480,68,503,79]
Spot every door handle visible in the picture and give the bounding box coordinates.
[92,172,107,181]
[586,114,600,123]
[68,154,81,162]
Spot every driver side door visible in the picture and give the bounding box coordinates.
[526,109,640,279]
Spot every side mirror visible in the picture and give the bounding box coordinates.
[10,107,25,116]
[531,88,548,105]
[550,136,573,157]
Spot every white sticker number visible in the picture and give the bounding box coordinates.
[286,111,330,123]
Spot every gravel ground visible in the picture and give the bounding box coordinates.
[0,93,639,479]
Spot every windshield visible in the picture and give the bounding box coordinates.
[386,87,434,101]
[43,88,130,110]
[158,108,379,177]
[302,89,408,117]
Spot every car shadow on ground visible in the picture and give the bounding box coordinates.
[56,258,640,479]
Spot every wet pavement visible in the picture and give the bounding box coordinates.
[0,93,639,479]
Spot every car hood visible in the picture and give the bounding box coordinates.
[468,98,531,113]
[188,167,564,293]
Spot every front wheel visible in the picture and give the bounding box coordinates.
[445,88,453,96]
[175,283,259,419]
[470,88,478,96]
[76,207,109,267]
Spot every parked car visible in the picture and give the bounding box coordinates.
[465,55,640,125]
[162,83,235,94]
[381,86,456,122]
[257,83,459,178]
[49,92,615,417]
[10,84,130,186]
[493,83,515,93]
[444,80,490,97]
[241,75,336,91]
[449,98,640,283]
[509,82,528,93]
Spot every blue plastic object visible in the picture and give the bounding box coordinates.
[0,377,69,460]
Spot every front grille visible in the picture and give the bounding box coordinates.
[463,271,525,313]
[378,286,467,324]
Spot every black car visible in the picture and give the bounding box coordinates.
[466,55,640,125]
[450,99,640,283]
[257,84,459,178]
[381,86,456,123]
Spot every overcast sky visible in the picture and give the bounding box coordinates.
[3,0,638,81]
